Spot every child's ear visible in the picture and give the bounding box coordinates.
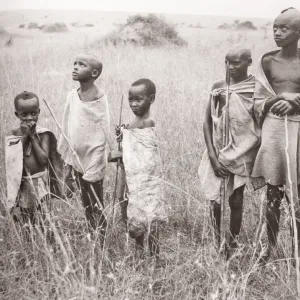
[92,69,99,78]
[150,94,155,104]
[15,111,19,118]
[248,58,252,66]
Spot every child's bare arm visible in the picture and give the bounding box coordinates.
[30,131,50,167]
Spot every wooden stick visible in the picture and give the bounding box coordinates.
[43,99,105,213]
[284,115,300,296]
[219,61,230,253]
[112,95,124,219]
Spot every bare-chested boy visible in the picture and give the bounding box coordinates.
[252,7,300,260]
[5,91,62,237]
[109,79,167,264]
[199,45,261,253]
[58,54,109,236]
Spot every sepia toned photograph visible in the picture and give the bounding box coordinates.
[1,0,300,299]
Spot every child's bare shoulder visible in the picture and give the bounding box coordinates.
[211,80,226,91]
[144,118,155,128]
[95,86,105,100]
[11,128,21,136]
[262,53,273,72]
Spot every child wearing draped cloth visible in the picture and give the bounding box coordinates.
[58,53,109,235]
[252,8,300,261]
[199,45,261,253]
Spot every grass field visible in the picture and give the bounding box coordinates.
[0,10,299,300]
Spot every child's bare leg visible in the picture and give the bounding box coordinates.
[286,184,300,259]
[76,172,107,236]
[210,200,221,248]
[228,185,245,248]
[149,223,160,258]
[265,184,283,256]
[117,167,128,226]
[129,226,145,259]
[19,207,34,242]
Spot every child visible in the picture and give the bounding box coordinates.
[199,45,261,253]
[58,53,109,236]
[108,78,167,263]
[252,8,300,260]
[5,91,63,236]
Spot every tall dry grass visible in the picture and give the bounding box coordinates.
[0,28,299,299]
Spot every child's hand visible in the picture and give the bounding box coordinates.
[20,121,31,136]
[280,92,300,107]
[115,124,129,142]
[271,100,295,116]
[115,125,123,142]
[108,150,123,163]
[211,159,229,178]
[27,121,37,137]
[21,121,37,137]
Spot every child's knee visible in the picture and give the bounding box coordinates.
[229,186,244,210]
[128,224,144,240]
[267,184,283,208]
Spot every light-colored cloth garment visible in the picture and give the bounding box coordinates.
[199,75,261,203]
[19,170,49,210]
[58,89,109,182]
[252,51,300,201]
[122,127,167,233]
[5,126,63,210]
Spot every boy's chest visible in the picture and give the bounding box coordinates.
[269,60,300,90]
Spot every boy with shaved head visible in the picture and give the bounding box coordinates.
[199,45,261,254]
[58,53,109,236]
[252,7,300,261]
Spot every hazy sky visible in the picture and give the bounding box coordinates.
[1,0,299,18]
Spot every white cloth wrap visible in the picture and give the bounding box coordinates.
[122,127,167,233]
[58,89,109,182]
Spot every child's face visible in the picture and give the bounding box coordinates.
[225,53,251,80]
[273,15,300,47]
[15,98,40,123]
[72,56,94,81]
[128,84,154,116]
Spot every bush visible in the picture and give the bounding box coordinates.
[236,21,257,30]
[19,24,25,28]
[28,22,39,29]
[85,23,94,27]
[42,22,68,33]
[102,14,187,47]
[218,20,257,30]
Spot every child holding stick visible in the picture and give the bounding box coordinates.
[252,7,300,261]
[109,79,167,265]
[199,45,261,254]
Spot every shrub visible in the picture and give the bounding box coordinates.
[28,22,39,29]
[85,23,94,27]
[42,22,68,33]
[102,14,187,47]
[218,20,257,30]
[19,24,25,28]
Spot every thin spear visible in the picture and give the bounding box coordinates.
[284,115,300,296]
[112,95,124,218]
[219,61,230,253]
